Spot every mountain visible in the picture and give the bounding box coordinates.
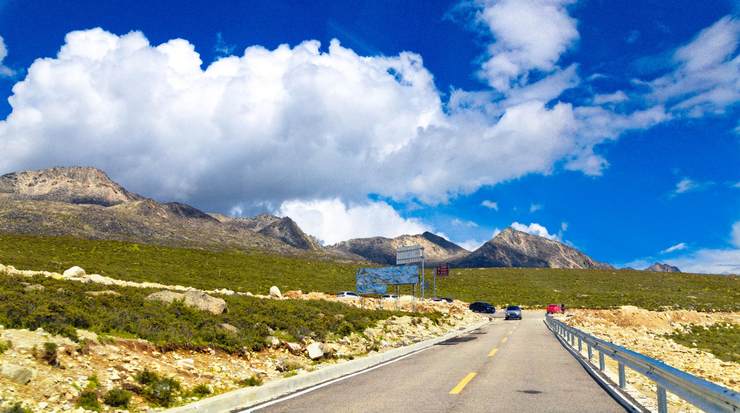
[210,214,321,250]
[0,167,142,206]
[0,167,329,256]
[453,228,612,269]
[331,231,469,265]
[645,262,681,272]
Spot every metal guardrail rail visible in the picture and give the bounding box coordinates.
[546,316,739,413]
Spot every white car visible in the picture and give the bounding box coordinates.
[336,291,360,300]
[381,294,398,301]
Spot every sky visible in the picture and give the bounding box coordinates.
[0,0,738,274]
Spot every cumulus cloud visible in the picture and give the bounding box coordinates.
[649,16,740,116]
[481,200,498,210]
[670,177,711,196]
[451,218,479,228]
[475,0,578,91]
[458,239,486,251]
[593,90,628,105]
[0,35,14,76]
[511,221,559,240]
[661,242,687,254]
[276,198,431,245]
[0,28,633,212]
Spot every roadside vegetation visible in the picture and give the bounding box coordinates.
[0,275,413,353]
[0,234,737,311]
[666,323,739,363]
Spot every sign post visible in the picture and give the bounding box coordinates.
[396,245,424,299]
[434,263,449,299]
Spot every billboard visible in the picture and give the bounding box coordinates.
[356,265,419,294]
[396,245,424,265]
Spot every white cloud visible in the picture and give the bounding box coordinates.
[0,35,14,77]
[529,203,543,213]
[481,200,499,210]
[276,198,431,245]
[733,221,740,248]
[670,177,711,196]
[593,90,628,105]
[451,218,479,228]
[475,0,579,91]
[665,249,740,275]
[458,239,487,251]
[0,28,628,211]
[511,221,559,240]
[649,16,740,116]
[733,182,740,188]
[661,242,687,254]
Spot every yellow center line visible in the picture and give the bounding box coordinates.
[449,372,477,395]
[488,347,499,357]
[501,336,509,344]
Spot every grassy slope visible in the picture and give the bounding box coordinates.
[666,323,739,363]
[1,234,738,311]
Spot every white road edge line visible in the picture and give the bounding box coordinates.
[242,338,446,412]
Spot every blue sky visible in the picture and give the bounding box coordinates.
[0,0,738,273]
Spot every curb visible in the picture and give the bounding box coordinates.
[165,320,490,413]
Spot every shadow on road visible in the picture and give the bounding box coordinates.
[436,335,477,345]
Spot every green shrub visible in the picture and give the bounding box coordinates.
[41,342,59,367]
[187,383,211,398]
[0,339,12,354]
[666,323,739,363]
[103,387,132,407]
[76,390,101,411]
[135,369,159,385]
[135,369,182,407]
[240,375,263,387]
[2,403,32,413]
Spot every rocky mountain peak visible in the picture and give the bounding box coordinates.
[0,166,142,206]
[645,262,681,272]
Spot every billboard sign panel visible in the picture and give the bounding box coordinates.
[436,263,449,277]
[355,265,419,294]
[396,245,424,265]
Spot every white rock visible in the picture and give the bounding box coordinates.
[286,342,303,354]
[62,266,86,278]
[175,358,195,369]
[269,286,282,298]
[0,363,35,384]
[307,342,324,360]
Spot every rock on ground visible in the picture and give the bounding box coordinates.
[269,286,282,298]
[62,266,86,278]
[306,342,324,360]
[1,364,35,384]
[183,291,227,314]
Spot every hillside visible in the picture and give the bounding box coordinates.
[1,234,736,311]
[646,262,681,272]
[453,228,612,269]
[331,231,469,265]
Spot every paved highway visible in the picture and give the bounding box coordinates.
[251,311,625,413]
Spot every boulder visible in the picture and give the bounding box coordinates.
[1,363,35,384]
[62,266,86,278]
[174,358,195,370]
[219,323,239,334]
[269,286,282,299]
[265,336,280,348]
[145,290,185,304]
[285,342,303,355]
[23,284,45,292]
[183,291,227,315]
[306,342,324,360]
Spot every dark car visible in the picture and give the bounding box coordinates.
[505,305,522,320]
[432,297,454,303]
[469,301,496,314]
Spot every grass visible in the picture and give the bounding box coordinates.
[0,234,738,311]
[0,275,416,353]
[666,323,739,363]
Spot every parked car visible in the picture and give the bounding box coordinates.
[432,297,453,303]
[505,305,522,320]
[469,301,496,314]
[336,291,360,300]
[546,304,562,314]
[381,294,398,301]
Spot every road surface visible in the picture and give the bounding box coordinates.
[251,311,625,413]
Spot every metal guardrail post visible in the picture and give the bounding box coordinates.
[599,351,605,371]
[657,386,668,413]
[618,362,626,389]
[578,336,582,352]
[587,343,593,361]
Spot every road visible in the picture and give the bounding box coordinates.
[251,311,625,413]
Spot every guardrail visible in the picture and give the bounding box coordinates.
[546,316,739,413]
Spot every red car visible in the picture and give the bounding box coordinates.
[546,304,562,314]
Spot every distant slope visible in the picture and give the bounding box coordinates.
[331,231,469,265]
[645,262,681,272]
[453,228,612,269]
[0,167,337,256]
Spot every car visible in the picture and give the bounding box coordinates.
[381,294,398,301]
[469,301,496,314]
[336,291,360,300]
[546,304,562,314]
[505,305,522,320]
[432,297,453,303]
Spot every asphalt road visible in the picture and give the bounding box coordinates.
[252,311,625,413]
